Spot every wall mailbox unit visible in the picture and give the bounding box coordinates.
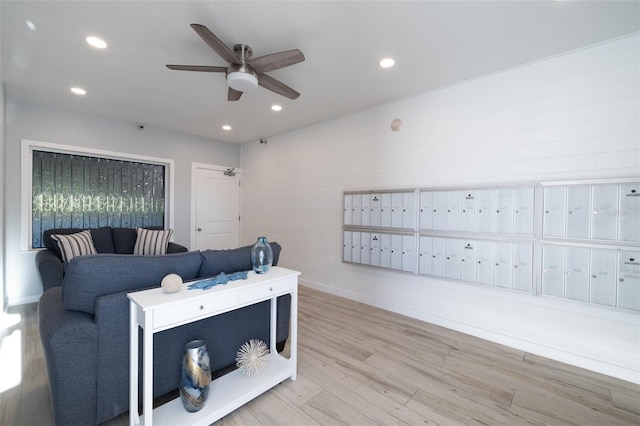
[343,179,640,311]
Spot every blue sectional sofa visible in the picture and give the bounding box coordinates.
[38,242,288,426]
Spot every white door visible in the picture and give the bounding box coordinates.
[193,165,240,250]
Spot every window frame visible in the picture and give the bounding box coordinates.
[21,139,175,251]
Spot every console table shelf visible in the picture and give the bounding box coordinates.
[128,266,300,426]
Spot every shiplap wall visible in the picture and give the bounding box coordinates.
[240,34,640,383]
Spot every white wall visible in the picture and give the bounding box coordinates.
[4,98,241,305]
[240,35,640,383]
[1,82,5,310]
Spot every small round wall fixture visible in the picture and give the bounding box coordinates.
[390,118,403,132]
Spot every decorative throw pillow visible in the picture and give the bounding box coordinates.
[51,230,97,262]
[133,228,173,255]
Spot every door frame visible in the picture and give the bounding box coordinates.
[190,162,242,250]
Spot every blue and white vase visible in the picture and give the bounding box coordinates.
[179,339,211,412]
[251,237,273,274]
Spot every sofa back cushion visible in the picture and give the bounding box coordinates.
[133,228,173,255]
[51,230,97,262]
[198,242,281,278]
[43,227,114,257]
[62,251,202,315]
[112,226,165,254]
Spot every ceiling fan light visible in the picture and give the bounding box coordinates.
[227,71,258,92]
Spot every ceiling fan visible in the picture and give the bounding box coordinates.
[167,24,305,101]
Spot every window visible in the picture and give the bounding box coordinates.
[22,140,174,250]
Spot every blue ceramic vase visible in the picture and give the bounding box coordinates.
[179,339,211,412]
[251,237,273,274]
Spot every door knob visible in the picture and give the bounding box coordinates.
[197,227,202,232]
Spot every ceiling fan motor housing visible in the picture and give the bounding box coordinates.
[227,63,258,92]
[227,44,258,92]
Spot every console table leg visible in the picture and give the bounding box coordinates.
[130,304,140,426]
[290,289,298,381]
[143,311,153,425]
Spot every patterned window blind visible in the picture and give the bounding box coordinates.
[31,150,166,248]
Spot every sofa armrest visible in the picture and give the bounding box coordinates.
[38,287,99,426]
[36,249,64,291]
[167,242,188,253]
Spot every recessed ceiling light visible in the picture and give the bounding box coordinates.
[70,87,87,95]
[25,20,36,31]
[86,36,107,49]
[271,104,282,112]
[222,125,232,131]
[379,58,395,68]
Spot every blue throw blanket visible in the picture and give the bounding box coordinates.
[187,270,248,290]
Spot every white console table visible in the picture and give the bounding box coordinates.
[128,266,300,426]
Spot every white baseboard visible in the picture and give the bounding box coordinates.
[7,294,41,306]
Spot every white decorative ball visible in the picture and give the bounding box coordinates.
[236,339,269,376]
[161,273,183,293]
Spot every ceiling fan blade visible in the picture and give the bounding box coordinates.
[228,87,242,101]
[190,23,239,64]
[249,49,305,73]
[166,65,228,73]
[257,73,300,100]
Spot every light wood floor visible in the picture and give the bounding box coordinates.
[1,285,639,425]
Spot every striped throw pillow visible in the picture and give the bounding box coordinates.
[133,228,173,255]
[51,230,97,262]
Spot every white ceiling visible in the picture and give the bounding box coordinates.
[2,1,639,144]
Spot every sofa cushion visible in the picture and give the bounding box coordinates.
[62,251,202,315]
[133,228,173,255]
[42,226,113,258]
[44,228,83,254]
[112,226,164,254]
[198,242,281,278]
[51,230,97,262]
[87,227,115,253]
[43,227,115,257]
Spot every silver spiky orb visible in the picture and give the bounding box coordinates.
[235,339,269,376]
